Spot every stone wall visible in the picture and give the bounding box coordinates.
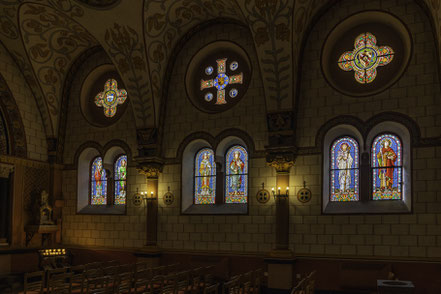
[291,0,441,259]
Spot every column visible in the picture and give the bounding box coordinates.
[265,150,295,291]
[136,160,163,251]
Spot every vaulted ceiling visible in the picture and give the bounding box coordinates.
[0,0,439,146]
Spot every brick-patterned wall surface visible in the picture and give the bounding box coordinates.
[60,0,441,260]
[161,23,268,158]
[291,0,441,259]
[0,44,48,161]
[297,0,441,148]
[157,158,276,253]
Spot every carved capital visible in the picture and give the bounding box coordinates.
[136,157,164,179]
[0,162,14,178]
[266,150,295,173]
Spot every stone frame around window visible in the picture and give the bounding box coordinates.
[322,121,412,214]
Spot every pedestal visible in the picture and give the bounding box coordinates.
[24,225,58,247]
[265,257,295,292]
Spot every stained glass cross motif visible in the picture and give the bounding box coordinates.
[200,58,243,104]
[338,32,394,84]
[95,79,128,117]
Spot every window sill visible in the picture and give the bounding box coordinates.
[77,205,126,215]
[323,200,411,214]
[182,203,247,215]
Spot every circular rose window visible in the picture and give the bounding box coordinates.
[185,41,252,113]
[321,11,412,97]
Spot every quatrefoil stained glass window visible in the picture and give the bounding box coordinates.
[338,32,394,84]
[95,79,127,117]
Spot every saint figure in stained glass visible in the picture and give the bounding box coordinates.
[114,155,127,205]
[194,148,216,204]
[95,79,127,117]
[338,32,394,84]
[225,146,248,203]
[330,137,359,201]
[91,157,107,205]
[372,134,402,200]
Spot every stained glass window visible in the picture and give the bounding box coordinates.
[225,146,248,203]
[338,32,394,84]
[330,137,359,201]
[95,79,127,117]
[114,155,127,205]
[371,134,402,200]
[91,157,107,205]
[194,148,216,204]
[200,58,243,104]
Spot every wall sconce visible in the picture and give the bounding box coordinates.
[272,186,289,198]
[142,191,156,201]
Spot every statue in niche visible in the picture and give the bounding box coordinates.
[39,190,53,225]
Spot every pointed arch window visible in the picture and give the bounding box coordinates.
[371,133,402,200]
[194,148,216,204]
[330,137,360,202]
[225,145,248,203]
[114,154,127,205]
[90,156,107,205]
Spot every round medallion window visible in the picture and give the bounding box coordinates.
[321,11,412,97]
[80,64,129,127]
[185,41,252,113]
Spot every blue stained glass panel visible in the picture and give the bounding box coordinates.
[91,157,107,205]
[194,148,216,204]
[225,145,248,203]
[330,137,359,201]
[114,155,127,205]
[371,134,402,200]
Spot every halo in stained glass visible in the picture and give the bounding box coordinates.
[230,61,239,71]
[371,134,402,200]
[194,148,216,204]
[330,137,359,202]
[225,145,248,203]
[114,155,127,205]
[91,157,107,205]
[229,89,238,98]
[205,93,213,102]
[205,66,213,75]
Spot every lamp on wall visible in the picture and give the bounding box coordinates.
[272,186,289,198]
[142,191,156,202]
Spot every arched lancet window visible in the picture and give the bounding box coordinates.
[371,133,402,200]
[330,136,359,202]
[194,148,216,204]
[90,156,107,205]
[114,154,127,205]
[225,145,248,203]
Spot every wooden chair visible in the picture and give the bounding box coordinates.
[161,283,176,294]
[222,277,240,294]
[204,283,219,294]
[70,265,86,294]
[85,262,102,271]
[114,270,134,294]
[102,260,120,268]
[86,275,111,294]
[147,275,165,294]
[132,268,152,294]
[23,271,45,294]
[47,272,72,294]
[135,262,148,272]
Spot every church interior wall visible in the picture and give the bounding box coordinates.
[292,0,441,259]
